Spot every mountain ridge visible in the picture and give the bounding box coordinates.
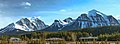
[0,9,119,33]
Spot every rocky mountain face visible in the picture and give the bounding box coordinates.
[43,20,64,32]
[107,16,119,25]
[0,9,119,33]
[62,14,92,31]
[45,9,119,31]
[0,17,48,33]
[63,17,74,24]
[0,23,16,33]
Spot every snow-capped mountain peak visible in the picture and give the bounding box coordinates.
[63,17,74,23]
[88,9,107,17]
[43,20,64,32]
[88,9,98,16]
[0,17,48,33]
[51,20,63,28]
[15,18,36,31]
[30,17,47,30]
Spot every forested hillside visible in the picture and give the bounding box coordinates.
[0,26,120,41]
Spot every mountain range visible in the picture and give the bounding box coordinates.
[0,9,119,34]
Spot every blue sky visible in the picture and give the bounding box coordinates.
[0,0,120,28]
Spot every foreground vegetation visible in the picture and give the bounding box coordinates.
[0,40,120,44]
[0,26,120,44]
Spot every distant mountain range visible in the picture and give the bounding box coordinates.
[0,9,119,34]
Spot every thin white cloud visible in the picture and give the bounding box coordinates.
[36,9,76,14]
[60,9,66,12]
[59,9,72,12]
[21,2,31,6]
[36,11,81,16]
[24,6,30,9]
[35,16,41,18]
[20,2,31,9]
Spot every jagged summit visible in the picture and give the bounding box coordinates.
[15,18,37,31]
[88,9,107,17]
[64,17,73,21]
[77,13,90,21]
[54,20,59,22]
[43,20,64,32]
[30,17,47,30]
[63,17,74,24]
[88,9,98,16]
[0,17,47,33]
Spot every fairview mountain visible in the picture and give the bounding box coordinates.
[0,9,119,33]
